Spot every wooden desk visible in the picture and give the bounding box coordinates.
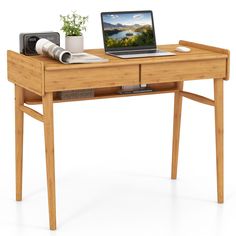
[7,40,230,230]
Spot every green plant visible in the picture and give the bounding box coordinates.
[60,11,88,36]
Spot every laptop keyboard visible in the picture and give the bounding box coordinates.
[111,49,161,55]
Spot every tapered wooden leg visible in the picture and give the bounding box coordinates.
[171,82,184,179]
[214,79,224,203]
[15,85,24,201]
[42,93,57,230]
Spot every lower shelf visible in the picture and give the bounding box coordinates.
[24,82,178,105]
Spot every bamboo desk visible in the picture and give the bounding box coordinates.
[7,40,230,230]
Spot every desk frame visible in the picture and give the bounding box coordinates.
[8,40,230,230]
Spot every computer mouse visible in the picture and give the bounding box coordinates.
[175,46,191,53]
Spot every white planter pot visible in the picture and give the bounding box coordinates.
[65,36,84,53]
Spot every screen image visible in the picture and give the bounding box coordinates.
[102,12,155,49]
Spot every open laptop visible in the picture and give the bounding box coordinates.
[101,10,175,59]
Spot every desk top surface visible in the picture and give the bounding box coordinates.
[7,40,230,97]
[12,41,229,71]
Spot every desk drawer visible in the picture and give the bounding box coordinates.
[141,59,226,84]
[45,65,139,92]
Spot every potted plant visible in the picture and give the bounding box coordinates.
[60,11,88,53]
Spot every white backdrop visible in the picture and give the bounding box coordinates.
[0,0,236,235]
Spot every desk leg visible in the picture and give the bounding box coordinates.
[214,78,224,203]
[15,85,24,201]
[42,92,57,230]
[171,82,183,179]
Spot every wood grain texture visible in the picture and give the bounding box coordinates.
[141,59,226,84]
[45,65,139,92]
[25,87,179,105]
[42,93,57,230]
[24,83,179,105]
[179,91,215,106]
[214,78,224,203]
[43,44,228,71]
[7,44,228,73]
[171,82,184,179]
[7,51,44,95]
[24,89,42,103]
[15,85,24,201]
[179,40,230,80]
[20,105,44,122]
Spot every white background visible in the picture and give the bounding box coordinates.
[0,0,236,235]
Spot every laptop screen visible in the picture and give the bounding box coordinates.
[101,11,156,52]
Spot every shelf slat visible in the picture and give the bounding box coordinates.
[25,88,178,105]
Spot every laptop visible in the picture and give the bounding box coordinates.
[101,10,175,59]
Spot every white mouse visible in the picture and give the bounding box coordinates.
[175,46,191,53]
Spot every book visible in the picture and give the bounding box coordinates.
[35,38,109,64]
[68,52,109,64]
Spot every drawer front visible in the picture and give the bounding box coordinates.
[45,65,139,92]
[141,59,227,84]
